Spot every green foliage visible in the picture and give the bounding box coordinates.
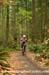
[0,60,10,68]
[29,42,49,59]
[29,44,33,51]
[41,49,49,58]
[29,43,43,53]
[0,46,10,68]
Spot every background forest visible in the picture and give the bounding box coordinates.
[0,0,49,48]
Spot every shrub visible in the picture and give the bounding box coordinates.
[0,46,10,70]
[29,44,43,53]
[29,44,33,51]
[41,50,49,58]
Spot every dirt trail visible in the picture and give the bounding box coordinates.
[2,51,49,75]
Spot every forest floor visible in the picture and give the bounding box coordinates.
[1,51,49,75]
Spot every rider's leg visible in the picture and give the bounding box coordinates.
[21,44,23,54]
[21,44,24,55]
[21,44,26,55]
[24,45,26,54]
[22,45,25,55]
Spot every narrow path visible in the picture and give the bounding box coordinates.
[7,51,49,75]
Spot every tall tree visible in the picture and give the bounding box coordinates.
[6,3,9,45]
[32,0,36,43]
[38,0,43,42]
[44,0,48,40]
[13,0,17,48]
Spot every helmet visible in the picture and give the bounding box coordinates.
[23,35,26,38]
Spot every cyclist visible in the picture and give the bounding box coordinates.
[20,35,27,55]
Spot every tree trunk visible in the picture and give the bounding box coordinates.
[6,4,9,46]
[38,0,43,42]
[32,0,36,43]
[44,0,48,40]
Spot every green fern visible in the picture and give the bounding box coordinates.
[0,47,10,69]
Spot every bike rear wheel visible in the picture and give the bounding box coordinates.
[22,45,26,55]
